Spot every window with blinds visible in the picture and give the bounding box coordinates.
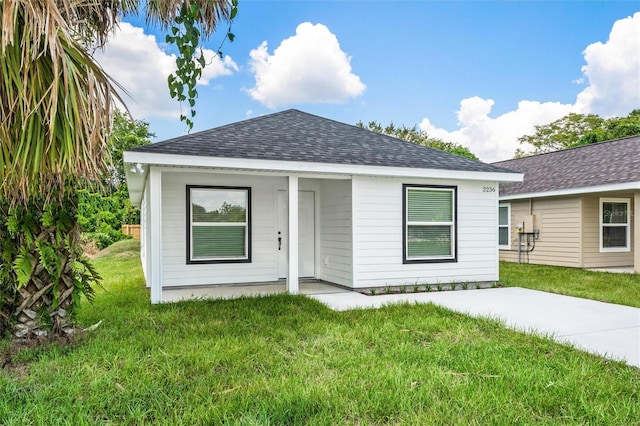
[403,185,456,263]
[187,186,251,263]
[600,198,630,252]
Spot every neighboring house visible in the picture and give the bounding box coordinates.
[493,136,640,273]
[124,109,521,303]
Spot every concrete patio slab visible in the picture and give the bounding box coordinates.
[162,280,349,302]
[308,287,640,368]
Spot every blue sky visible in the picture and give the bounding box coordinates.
[95,1,640,162]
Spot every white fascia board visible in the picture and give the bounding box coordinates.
[499,181,640,201]
[155,165,353,180]
[122,151,523,183]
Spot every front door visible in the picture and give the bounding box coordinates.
[277,190,315,278]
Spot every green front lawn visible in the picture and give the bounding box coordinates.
[500,261,640,308]
[0,242,638,424]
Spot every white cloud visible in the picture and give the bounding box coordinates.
[247,22,366,108]
[419,12,640,163]
[420,98,574,162]
[199,48,239,85]
[93,22,238,120]
[575,12,640,116]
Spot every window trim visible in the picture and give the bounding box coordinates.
[186,185,252,264]
[402,184,458,264]
[599,197,630,253]
[498,203,511,250]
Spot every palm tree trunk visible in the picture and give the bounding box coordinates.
[0,191,100,338]
[13,224,79,338]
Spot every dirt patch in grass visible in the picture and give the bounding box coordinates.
[0,335,77,378]
[114,252,137,258]
[2,358,30,379]
[94,239,140,259]
[81,239,101,259]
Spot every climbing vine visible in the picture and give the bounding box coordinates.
[166,0,238,130]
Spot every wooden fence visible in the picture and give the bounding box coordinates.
[121,224,141,239]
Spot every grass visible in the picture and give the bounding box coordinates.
[0,242,638,424]
[93,238,141,259]
[500,261,640,308]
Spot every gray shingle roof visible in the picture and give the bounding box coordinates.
[129,109,513,174]
[493,135,640,197]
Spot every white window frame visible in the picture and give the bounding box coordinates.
[599,197,630,253]
[187,186,251,264]
[403,184,457,263]
[498,203,511,250]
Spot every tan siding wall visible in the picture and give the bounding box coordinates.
[499,197,582,267]
[581,192,634,268]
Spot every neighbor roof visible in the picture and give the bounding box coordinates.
[129,109,513,174]
[494,135,640,197]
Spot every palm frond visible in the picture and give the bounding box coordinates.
[0,0,233,206]
[0,0,118,205]
[144,0,232,37]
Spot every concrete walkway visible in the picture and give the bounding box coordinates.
[309,287,640,368]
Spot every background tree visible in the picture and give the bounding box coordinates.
[107,109,155,187]
[0,0,236,338]
[357,121,479,160]
[516,110,640,157]
[78,110,153,250]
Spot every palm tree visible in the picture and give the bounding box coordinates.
[0,0,234,337]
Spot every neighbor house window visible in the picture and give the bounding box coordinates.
[403,185,457,263]
[498,203,511,249]
[600,198,630,252]
[187,186,251,263]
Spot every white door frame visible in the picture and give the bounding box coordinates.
[277,190,288,279]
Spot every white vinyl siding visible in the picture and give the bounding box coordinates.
[149,169,501,291]
[161,171,284,287]
[599,198,630,252]
[498,204,510,249]
[404,186,456,262]
[188,187,250,262]
[318,179,353,286]
[353,176,499,288]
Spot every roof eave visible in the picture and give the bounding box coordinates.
[499,181,640,201]
[123,151,523,185]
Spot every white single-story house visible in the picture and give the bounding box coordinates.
[124,109,522,303]
[493,136,640,272]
